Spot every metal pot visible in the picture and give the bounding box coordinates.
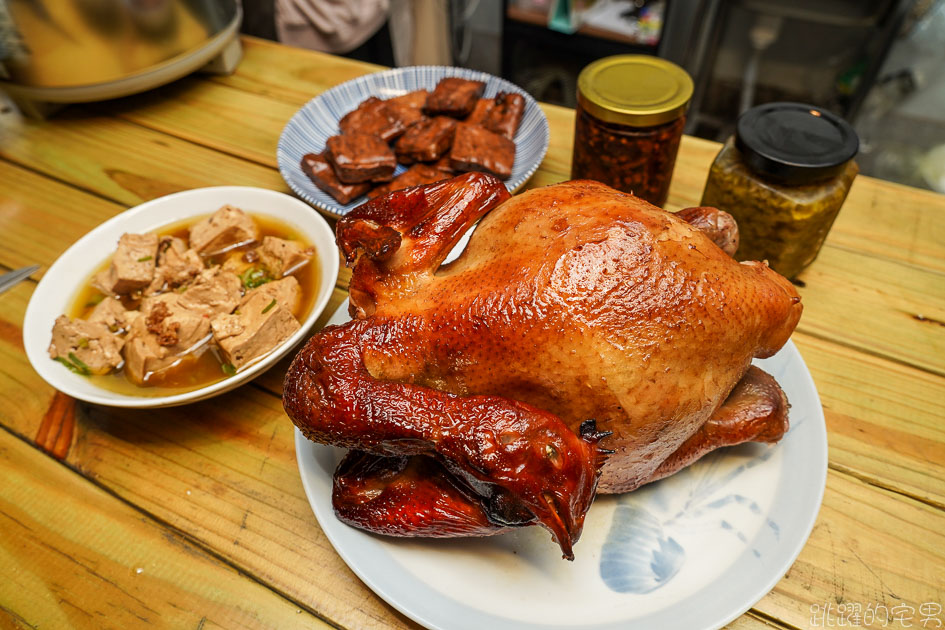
[0,0,241,110]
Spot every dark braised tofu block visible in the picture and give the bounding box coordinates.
[431,154,456,174]
[449,124,516,179]
[425,77,485,118]
[484,92,525,139]
[326,133,397,184]
[300,152,371,204]
[394,116,457,164]
[466,97,495,124]
[386,90,429,128]
[338,96,404,142]
[366,164,450,199]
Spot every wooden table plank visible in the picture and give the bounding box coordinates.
[793,332,945,508]
[0,110,288,208]
[3,153,944,506]
[3,112,943,376]
[758,473,945,627]
[211,37,945,273]
[1,277,942,630]
[104,77,300,168]
[0,428,332,630]
[0,161,125,278]
[3,37,944,630]
[211,36,386,106]
[794,245,945,377]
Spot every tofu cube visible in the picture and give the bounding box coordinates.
[338,96,405,142]
[48,315,124,375]
[449,123,516,180]
[179,266,242,318]
[157,236,204,287]
[92,233,158,296]
[394,116,457,164]
[326,133,397,184]
[189,205,260,255]
[88,296,132,332]
[211,291,300,370]
[242,276,301,315]
[256,236,312,278]
[424,77,486,118]
[385,90,429,128]
[123,293,213,384]
[300,152,372,205]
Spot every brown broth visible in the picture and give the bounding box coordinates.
[66,212,321,397]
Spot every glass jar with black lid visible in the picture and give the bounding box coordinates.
[701,102,859,279]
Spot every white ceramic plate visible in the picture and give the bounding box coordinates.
[277,66,550,218]
[295,306,827,630]
[23,186,338,408]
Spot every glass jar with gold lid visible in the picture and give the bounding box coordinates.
[701,102,859,279]
[571,55,693,208]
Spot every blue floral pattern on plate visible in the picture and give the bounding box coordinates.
[277,66,550,218]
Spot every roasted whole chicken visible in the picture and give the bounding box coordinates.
[284,173,802,559]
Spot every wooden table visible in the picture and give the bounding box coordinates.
[1,37,943,630]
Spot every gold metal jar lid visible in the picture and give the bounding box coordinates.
[577,55,694,127]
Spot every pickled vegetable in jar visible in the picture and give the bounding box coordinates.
[701,103,859,279]
[571,55,693,208]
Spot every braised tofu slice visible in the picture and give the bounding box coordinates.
[242,276,301,314]
[48,315,124,375]
[92,233,158,296]
[394,116,457,164]
[256,236,312,278]
[484,92,525,139]
[425,77,485,118]
[450,123,516,179]
[431,154,456,175]
[88,296,132,332]
[189,205,260,255]
[366,164,449,199]
[211,291,300,370]
[466,97,495,124]
[338,96,405,142]
[326,133,397,184]
[300,152,372,204]
[123,293,213,384]
[157,236,204,286]
[179,266,242,318]
[386,90,429,128]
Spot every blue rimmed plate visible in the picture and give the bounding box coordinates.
[277,66,550,218]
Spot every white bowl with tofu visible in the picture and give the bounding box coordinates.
[23,186,339,408]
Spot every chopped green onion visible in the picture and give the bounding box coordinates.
[176,284,188,293]
[54,354,91,376]
[137,255,153,262]
[68,352,92,374]
[221,363,236,376]
[239,265,271,290]
[261,298,277,314]
[77,337,89,348]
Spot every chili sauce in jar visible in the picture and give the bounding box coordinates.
[701,102,859,279]
[571,55,693,208]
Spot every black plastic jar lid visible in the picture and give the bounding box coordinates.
[735,102,859,185]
